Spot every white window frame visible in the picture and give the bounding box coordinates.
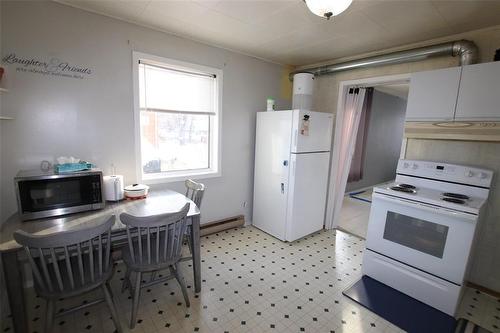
[132,51,222,184]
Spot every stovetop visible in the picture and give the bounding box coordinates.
[371,160,493,215]
[375,180,488,215]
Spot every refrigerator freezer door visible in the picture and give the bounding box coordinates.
[253,111,293,241]
[291,110,333,153]
[285,152,330,241]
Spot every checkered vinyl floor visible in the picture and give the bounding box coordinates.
[1,226,499,333]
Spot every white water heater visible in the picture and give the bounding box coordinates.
[292,73,314,110]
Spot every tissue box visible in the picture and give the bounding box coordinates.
[55,162,94,173]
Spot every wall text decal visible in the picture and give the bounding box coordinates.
[2,53,93,79]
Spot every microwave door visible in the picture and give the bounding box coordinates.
[16,173,104,220]
[366,193,477,284]
[30,181,82,210]
[19,178,83,212]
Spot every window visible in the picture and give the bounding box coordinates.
[133,53,222,182]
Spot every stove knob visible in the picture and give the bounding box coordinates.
[479,172,488,179]
[467,170,475,177]
[403,162,410,168]
[412,163,418,170]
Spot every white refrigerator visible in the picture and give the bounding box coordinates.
[253,110,333,242]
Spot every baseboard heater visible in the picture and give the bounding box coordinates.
[200,215,245,236]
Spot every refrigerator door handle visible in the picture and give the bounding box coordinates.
[281,183,285,194]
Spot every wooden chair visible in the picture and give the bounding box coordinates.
[120,203,190,329]
[13,216,122,333]
[185,179,205,209]
[183,179,205,256]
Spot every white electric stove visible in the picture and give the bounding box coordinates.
[363,159,493,316]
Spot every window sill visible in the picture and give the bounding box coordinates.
[141,170,221,185]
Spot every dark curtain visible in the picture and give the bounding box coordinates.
[347,87,374,183]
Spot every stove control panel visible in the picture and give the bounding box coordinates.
[397,159,493,188]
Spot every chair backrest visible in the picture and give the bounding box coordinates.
[185,179,205,209]
[119,203,190,267]
[14,216,115,294]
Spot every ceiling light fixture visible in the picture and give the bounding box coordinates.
[304,0,353,20]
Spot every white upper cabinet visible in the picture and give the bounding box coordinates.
[455,61,500,120]
[405,67,462,121]
[405,62,500,122]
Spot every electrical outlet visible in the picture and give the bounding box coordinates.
[242,201,247,208]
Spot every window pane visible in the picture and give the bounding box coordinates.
[140,64,215,113]
[141,111,210,174]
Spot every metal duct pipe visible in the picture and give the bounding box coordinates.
[290,39,478,79]
[452,40,478,65]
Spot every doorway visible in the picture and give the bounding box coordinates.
[325,74,411,238]
[338,84,409,238]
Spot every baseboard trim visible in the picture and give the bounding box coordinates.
[200,215,245,236]
[466,281,500,299]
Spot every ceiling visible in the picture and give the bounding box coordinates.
[54,0,500,66]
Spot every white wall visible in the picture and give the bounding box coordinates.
[0,0,7,315]
[0,0,290,224]
[346,90,407,192]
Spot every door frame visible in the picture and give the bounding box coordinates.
[325,73,411,230]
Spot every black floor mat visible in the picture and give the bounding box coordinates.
[343,275,457,333]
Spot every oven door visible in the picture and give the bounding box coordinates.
[365,192,478,284]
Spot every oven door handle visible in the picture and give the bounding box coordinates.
[373,193,478,222]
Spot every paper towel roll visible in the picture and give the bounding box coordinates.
[103,175,124,201]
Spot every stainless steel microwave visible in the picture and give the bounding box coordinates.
[14,169,105,221]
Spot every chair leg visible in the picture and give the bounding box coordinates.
[186,235,193,255]
[149,271,157,282]
[130,271,142,329]
[102,283,123,333]
[186,225,193,255]
[121,268,131,293]
[173,263,190,307]
[44,299,55,333]
[106,282,115,299]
